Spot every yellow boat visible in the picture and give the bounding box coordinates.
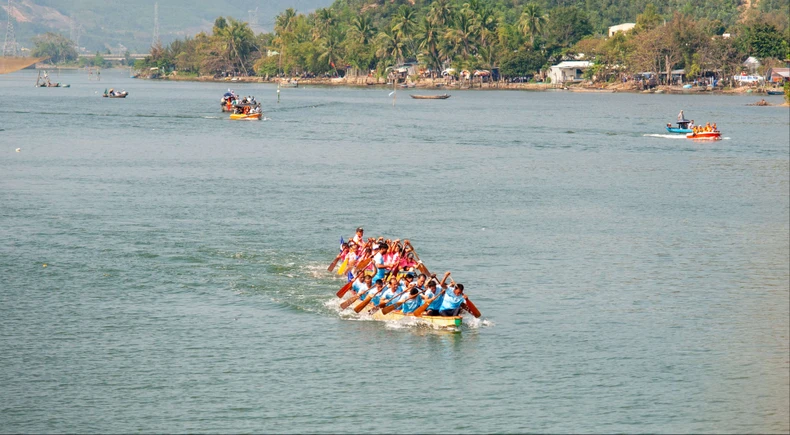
[230,112,262,121]
[369,309,462,329]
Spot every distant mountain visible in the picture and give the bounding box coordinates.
[3,0,333,53]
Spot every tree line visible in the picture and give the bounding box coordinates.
[111,0,790,81]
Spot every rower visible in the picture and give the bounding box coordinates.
[399,288,423,314]
[399,272,416,293]
[374,278,400,308]
[352,274,372,296]
[437,283,467,316]
[424,272,451,316]
[360,279,384,302]
[371,243,388,283]
[677,110,686,122]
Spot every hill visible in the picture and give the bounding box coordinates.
[3,0,334,53]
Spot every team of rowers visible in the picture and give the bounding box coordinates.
[330,227,476,318]
[692,122,718,133]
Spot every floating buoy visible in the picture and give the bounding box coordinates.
[42,264,47,268]
[15,148,21,152]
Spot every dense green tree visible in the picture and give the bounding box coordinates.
[518,3,546,46]
[30,32,78,64]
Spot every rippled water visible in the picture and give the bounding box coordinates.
[1,69,788,433]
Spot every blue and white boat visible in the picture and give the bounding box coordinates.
[666,120,693,134]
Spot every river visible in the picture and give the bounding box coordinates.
[1,69,788,433]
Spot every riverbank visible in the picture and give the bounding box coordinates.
[139,73,787,96]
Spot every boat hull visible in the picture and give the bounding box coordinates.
[686,131,721,140]
[369,310,462,328]
[230,113,262,120]
[410,94,450,99]
[666,127,692,133]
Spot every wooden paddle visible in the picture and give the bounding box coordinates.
[462,298,482,318]
[340,293,361,310]
[381,289,424,315]
[405,242,431,276]
[413,289,445,317]
[353,290,379,313]
[336,271,364,298]
[327,248,347,272]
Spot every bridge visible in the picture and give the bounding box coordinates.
[77,53,148,61]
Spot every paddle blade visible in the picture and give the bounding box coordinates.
[412,301,430,317]
[417,263,430,276]
[381,304,399,315]
[337,258,348,275]
[355,257,371,271]
[340,294,360,310]
[463,299,482,318]
[327,256,341,272]
[353,297,372,313]
[336,281,354,298]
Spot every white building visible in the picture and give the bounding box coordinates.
[608,23,636,37]
[548,61,592,84]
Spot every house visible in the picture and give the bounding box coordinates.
[765,67,790,83]
[608,23,636,37]
[547,61,592,84]
[743,56,761,73]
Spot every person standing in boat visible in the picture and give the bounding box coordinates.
[352,227,364,246]
[677,110,686,122]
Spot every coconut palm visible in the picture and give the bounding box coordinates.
[350,14,377,45]
[376,27,406,66]
[319,28,345,74]
[428,0,453,26]
[444,9,478,59]
[518,3,546,46]
[416,16,443,76]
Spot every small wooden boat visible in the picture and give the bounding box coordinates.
[686,130,721,140]
[410,94,451,99]
[766,90,784,95]
[369,309,462,329]
[230,112,262,121]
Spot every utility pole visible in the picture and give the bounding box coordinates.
[152,2,160,47]
[248,7,258,26]
[3,0,18,57]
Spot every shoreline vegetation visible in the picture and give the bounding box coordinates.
[142,72,788,97]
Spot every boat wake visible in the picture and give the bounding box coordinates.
[643,134,687,140]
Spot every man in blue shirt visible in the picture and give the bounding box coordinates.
[352,274,372,295]
[438,283,466,316]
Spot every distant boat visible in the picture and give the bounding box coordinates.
[766,89,784,95]
[410,94,451,99]
[666,120,692,134]
[103,89,128,98]
[687,130,721,140]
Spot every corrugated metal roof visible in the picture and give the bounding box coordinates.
[552,61,592,68]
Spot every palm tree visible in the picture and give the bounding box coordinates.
[518,3,546,46]
[217,18,255,75]
[444,9,478,59]
[313,8,336,41]
[392,5,418,57]
[376,27,406,66]
[319,28,344,75]
[274,8,298,75]
[416,16,442,76]
[428,0,453,26]
[350,14,377,45]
